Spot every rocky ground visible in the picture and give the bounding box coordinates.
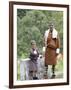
[19,55,63,80]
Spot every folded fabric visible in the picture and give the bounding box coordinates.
[44,28,58,42]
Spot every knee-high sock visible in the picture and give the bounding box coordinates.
[45,65,48,75]
[52,65,55,75]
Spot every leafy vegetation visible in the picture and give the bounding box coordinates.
[17,9,63,59]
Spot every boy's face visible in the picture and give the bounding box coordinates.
[32,44,36,49]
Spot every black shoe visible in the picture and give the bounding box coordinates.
[33,77,38,80]
[44,74,48,79]
[51,75,56,79]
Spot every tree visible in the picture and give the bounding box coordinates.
[17,9,63,58]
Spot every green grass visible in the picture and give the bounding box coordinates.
[55,59,63,72]
[17,61,20,80]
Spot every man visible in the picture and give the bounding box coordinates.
[44,22,60,78]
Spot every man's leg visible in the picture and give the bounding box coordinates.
[51,65,56,78]
[45,65,48,74]
[44,65,48,79]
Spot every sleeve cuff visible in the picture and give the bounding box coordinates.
[56,48,60,54]
[43,47,46,52]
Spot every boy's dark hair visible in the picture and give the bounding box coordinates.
[31,40,36,45]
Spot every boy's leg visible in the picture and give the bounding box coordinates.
[29,71,33,80]
[33,71,38,80]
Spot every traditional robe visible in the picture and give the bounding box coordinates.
[44,29,60,65]
[29,48,39,71]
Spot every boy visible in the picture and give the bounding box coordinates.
[28,40,39,80]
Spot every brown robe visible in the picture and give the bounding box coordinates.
[45,31,60,65]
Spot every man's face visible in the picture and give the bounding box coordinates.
[49,23,54,32]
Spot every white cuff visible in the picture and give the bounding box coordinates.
[56,48,60,54]
[43,47,46,52]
